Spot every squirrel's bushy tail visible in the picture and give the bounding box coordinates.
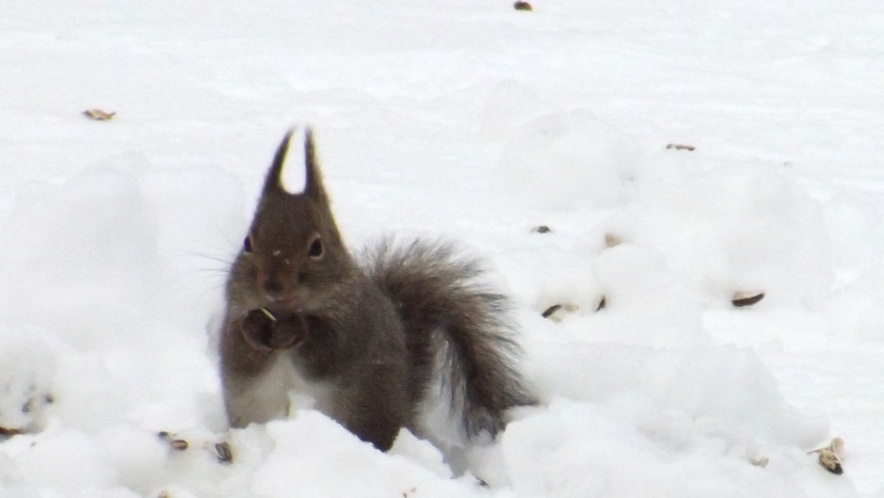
[364,239,535,439]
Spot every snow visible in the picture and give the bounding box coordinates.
[1,0,882,496]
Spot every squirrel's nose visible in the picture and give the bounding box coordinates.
[261,276,284,299]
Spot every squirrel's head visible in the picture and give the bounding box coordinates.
[235,129,352,310]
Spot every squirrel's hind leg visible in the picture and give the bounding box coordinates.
[334,363,409,451]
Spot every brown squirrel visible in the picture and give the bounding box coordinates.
[219,129,534,451]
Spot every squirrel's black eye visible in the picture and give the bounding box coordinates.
[308,237,324,259]
[243,236,253,254]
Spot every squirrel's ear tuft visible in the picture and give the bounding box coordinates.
[262,127,328,202]
[263,129,295,195]
[303,127,329,203]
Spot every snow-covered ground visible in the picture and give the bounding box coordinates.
[2,1,883,496]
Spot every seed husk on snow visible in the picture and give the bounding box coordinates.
[808,437,845,475]
[159,431,189,451]
[817,449,843,474]
[170,439,189,451]
[541,304,561,318]
[666,143,695,151]
[604,233,621,247]
[732,291,764,307]
[215,441,233,463]
[513,1,533,11]
[541,303,580,321]
[83,109,116,120]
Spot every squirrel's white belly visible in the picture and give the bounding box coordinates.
[230,351,336,425]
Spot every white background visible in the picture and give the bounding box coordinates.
[1,1,882,496]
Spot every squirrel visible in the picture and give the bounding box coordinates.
[219,128,534,451]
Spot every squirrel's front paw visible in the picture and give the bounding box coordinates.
[241,309,276,351]
[241,308,307,350]
[267,314,307,349]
